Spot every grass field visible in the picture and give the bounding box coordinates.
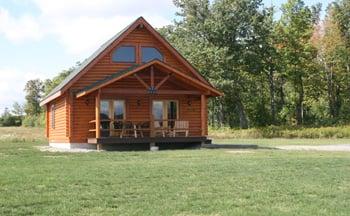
[212,138,350,146]
[0,127,350,215]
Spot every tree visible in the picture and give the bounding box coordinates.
[12,102,24,117]
[162,0,274,128]
[43,64,79,96]
[275,0,317,125]
[0,107,21,126]
[24,79,44,116]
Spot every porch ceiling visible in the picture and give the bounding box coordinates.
[75,60,223,98]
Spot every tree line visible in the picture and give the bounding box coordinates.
[159,0,350,128]
[1,0,349,129]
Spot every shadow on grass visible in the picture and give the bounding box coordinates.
[202,144,278,150]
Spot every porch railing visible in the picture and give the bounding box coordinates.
[89,119,200,138]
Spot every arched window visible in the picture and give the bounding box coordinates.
[51,105,55,129]
[112,46,136,63]
[141,47,163,63]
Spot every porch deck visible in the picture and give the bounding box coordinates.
[88,119,209,150]
[87,136,210,151]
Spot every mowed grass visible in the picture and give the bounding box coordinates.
[212,138,350,146]
[0,127,350,215]
[1,137,350,215]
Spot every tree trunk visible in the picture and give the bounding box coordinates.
[236,97,248,129]
[268,69,276,123]
[295,75,304,125]
[326,64,336,118]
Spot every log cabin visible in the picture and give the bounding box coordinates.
[40,17,223,150]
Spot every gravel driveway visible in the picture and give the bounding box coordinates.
[277,144,350,152]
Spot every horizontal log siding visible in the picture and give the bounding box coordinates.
[71,93,202,142]
[48,94,69,143]
[70,93,96,143]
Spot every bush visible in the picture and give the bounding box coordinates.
[22,114,45,127]
[0,115,22,127]
[209,125,350,139]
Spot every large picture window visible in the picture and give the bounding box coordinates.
[112,46,136,63]
[141,47,163,63]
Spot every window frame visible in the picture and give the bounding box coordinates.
[141,46,164,63]
[100,99,126,120]
[111,45,136,63]
[152,100,179,120]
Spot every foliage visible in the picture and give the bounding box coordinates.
[43,64,78,96]
[0,108,22,127]
[0,64,78,128]
[209,125,350,139]
[160,0,350,128]
[22,113,45,128]
[24,79,44,116]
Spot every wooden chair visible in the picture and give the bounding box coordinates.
[136,121,150,138]
[171,120,189,137]
[154,121,166,137]
[120,121,135,138]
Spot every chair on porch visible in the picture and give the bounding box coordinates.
[120,121,136,138]
[170,120,189,137]
[135,121,150,138]
[153,121,167,137]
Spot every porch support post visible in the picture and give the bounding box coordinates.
[200,94,207,136]
[46,104,49,138]
[95,89,101,150]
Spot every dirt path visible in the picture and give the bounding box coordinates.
[277,144,350,152]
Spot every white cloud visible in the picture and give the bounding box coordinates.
[0,67,47,114]
[0,8,43,43]
[0,0,177,113]
[0,0,176,55]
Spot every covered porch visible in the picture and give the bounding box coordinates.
[75,60,221,150]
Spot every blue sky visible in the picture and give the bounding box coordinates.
[0,0,332,113]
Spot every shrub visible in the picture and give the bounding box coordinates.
[209,125,350,139]
[22,113,45,127]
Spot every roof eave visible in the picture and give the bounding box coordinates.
[39,91,62,106]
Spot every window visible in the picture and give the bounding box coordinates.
[100,100,125,137]
[112,46,135,62]
[51,105,55,129]
[100,100,125,120]
[141,47,163,63]
[100,100,110,120]
[152,100,178,120]
[113,100,125,120]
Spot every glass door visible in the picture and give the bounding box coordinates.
[152,100,178,128]
[100,100,125,137]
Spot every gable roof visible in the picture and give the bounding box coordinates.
[40,17,213,106]
[75,60,223,98]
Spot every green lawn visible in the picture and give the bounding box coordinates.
[1,138,350,215]
[212,138,350,146]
